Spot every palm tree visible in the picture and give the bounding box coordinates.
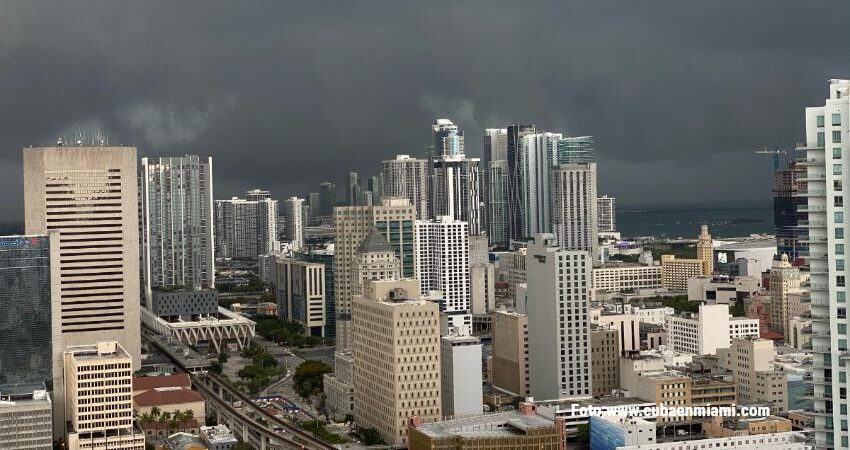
[183,409,195,428]
[150,406,162,423]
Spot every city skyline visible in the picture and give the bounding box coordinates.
[0,1,849,221]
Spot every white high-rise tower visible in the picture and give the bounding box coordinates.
[140,155,215,301]
[551,163,598,257]
[414,216,471,335]
[526,233,592,400]
[801,79,850,449]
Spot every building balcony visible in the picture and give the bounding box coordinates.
[797,189,827,197]
[809,282,830,290]
[802,236,829,244]
[798,158,827,166]
[810,376,832,384]
[800,173,828,181]
[800,251,829,260]
[796,143,825,151]
[799,220,828,228]
[799,205,827,213]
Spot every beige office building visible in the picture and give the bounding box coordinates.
[333,197,416,349]
[661,255,706,291]
[491,311,530,396]
[717,338,788,414]
[591,327,620,396]
[24,146,142,436]
[64,342,145,450]
[768,254,802,337]
[352,279,441,447]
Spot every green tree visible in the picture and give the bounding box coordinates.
[293,360,332,399]
[360,427,385,446]
[150,406,162,422]
[576,423,590,443]
[218,352,229,365]
[233,442,253,450]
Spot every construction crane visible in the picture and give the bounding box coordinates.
[754,146,788,172]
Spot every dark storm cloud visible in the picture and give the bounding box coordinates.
[0,0,848,220]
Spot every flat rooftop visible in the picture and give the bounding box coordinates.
[414,410,555,439]
[715,238,776,251]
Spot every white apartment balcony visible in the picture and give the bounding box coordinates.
[800,250,828,260]
[797,188,827,197]
[798,220,828,228]
[798,157,826,166]
[796,142,824,151]
[800,173,827,181]
[799,204,827,213]
[802,236,828,244]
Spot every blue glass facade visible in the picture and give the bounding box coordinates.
[589,416,625,450]
[0,235,52,386]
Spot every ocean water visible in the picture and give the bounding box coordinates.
[617,201,774,239]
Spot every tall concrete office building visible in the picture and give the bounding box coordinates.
[597,195,617,233]
[697,224,714,276]
[483,128,508,245]
[352,279,441,447]
[469,234,495,314]
[490,311,530,396]
[283,196,305,250]
[520,132,562,237]
[440,335,483,418]
[140,155,215,303]
[276,257,326,336]
[526,234,592,400]
[507,124,536,242]
[769,254,802,337]
[382,155,430,220]
[551,163,598,257]
[431,119,483,234]
[414,216,470,334]
[0,234,55,387]
[214,189,278,258]
[799,79,850,449]
[24,145,142,435]
[333,197,416,349]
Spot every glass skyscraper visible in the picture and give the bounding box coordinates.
[0,235,52,386]
[556,135,596,164]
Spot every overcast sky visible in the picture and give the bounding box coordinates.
[1,0,848,221]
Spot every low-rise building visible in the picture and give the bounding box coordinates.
[200,425,239,450]
[323,351,355,421]
[592,263,662,295]
[536,395,657,438]
[617,432,809,450]
[717,338,788,414]
[0,383,53,450]
[589,415,657,449]
[660,255,705,291]
[703,415,792,438]
[597,314,640,355]
[407,401,564,450]
[665,304,759,355]
[687,275,761,304]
